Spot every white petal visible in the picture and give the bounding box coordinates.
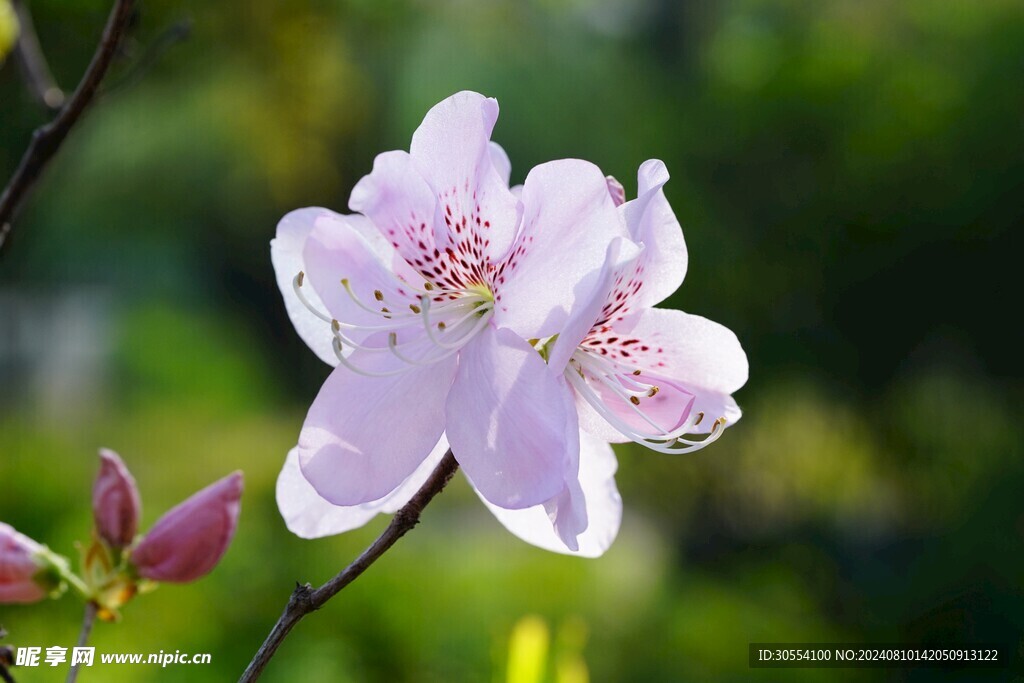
[495,159,629,339]
[446,325,572,509]
[477,430,622,558]
[276,436,450,539]
[299,354,457,506]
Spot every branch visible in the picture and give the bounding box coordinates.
[11,0,65,110]
[238,450,460,682]
[65,602,97,683]
[0,0,136,256]
[103,18,191,96]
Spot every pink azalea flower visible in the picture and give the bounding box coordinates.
[0,523,48,604]
[546,160,749,451]
[130,472,243,583]
[272,91,626,512]
[92,449,142,550]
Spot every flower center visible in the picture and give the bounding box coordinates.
[563,347,727,453]
[293,271,494,377]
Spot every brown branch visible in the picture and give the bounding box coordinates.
[11,0,65,110]
[238,451,460,682]
[0,0,136,256]
[65,602,97,683]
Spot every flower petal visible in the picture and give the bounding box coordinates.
[410,91,521,262]
[277,435,450,539]
[616,307,748,395]
[489,141,512,186]
[446,325,571,509]
[131,473,243,583]
[621,159,688,308]
[494,159,627,339]
[547,237,642,372]
[272,208,346,366]
[303,209,426,347]
[476,430,622,557]
[298,354,457,505]
[349,150,445,275]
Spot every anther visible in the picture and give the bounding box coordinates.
[409,304,421,314]
[694,412,705,426]
[331,319,340,332]
[374,290,384,301]
[647,386,660,397]
[632,369,642,376]
[629,396,641,406]
[437,321,446,330]
[297,271,305,287]
[424,282,435,291]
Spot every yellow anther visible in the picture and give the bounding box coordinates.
[409,304,421,314]
[647,386,660,397]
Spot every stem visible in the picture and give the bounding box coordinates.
[238,450,460,682]
[65,602,97,683]
[0,0,136,256]
[11,0,65,110]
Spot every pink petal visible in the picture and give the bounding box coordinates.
[0,523,46,604]
[446,325,572,509]
[547,237,641,372]
[272,208,344,366]
[620,159,688,308]
[299,354,457,505]
[349,150,444,272]
[494,159,628,339]
[615,307,748,396]
[489,141,512,187]
[276,436,450,539]
[92,449,141,550]
[130,473,243,583]
[584,372,696,439]
[476,430,622,557]
[303,209,425,347]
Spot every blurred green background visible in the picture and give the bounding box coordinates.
[1,0,1022,680]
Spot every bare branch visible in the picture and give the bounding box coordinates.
[11,0,64,110]
[65,602,97,683]
[104,18,191,96]
[0,0,136,256]
[238,450,460,682]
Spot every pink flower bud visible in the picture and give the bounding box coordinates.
[606,175,626,207]
[0,523,47,604]
[130,472,243,583]
[93,449,141,550]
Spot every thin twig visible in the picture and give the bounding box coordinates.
[65,602,97,683]
[239,450,460,682]
[11,0,65,110]
[104,18,191,96]
[0,0,136,256]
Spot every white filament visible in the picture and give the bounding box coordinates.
[565,350,727,454]
[295,271,492,377]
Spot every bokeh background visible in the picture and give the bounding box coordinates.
[1,0,1022,681]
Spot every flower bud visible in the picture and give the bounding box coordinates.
[606,175,626,207]
[93,449,141,550]
[130,472,243,583]
[0,523,47,604]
